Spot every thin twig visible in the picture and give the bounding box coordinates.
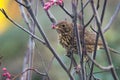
[84,0,100,27]
[72,0,82,64]
[87,54,113,70]
[90,0,119,79]
[46,56,54,73]
[103,2,120,33]
[15,0,27,8]
[17,0,30,29]
[80,0,90,12]
[35,44,51,80]
[68,54,78,72]
[34,0,39,16]
[18,0,35,80]
[89,30,99,80]
[90,25,98,34]
[80,0,87,80]
[89,0,111,78]
[16,1,74,79]
[92,67,120,75]
[88,0,101,79]
[59,4,73,18]
[12,68,47,80]
[71,0,83,79]
[100,0,107,23]
[0,9,45,45]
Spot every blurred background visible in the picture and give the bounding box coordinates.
[0,0,120,80]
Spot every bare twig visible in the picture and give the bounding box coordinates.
[18,0,35,80]
[92,67,120,75]
[90,25,98,34]
[69,56,77,72]
[12,68,47,80]
[103,2,120,33]
[87,54,113,70]
[18,0,30,27]
[35,44,51,80]
[100,0,107,23]
[90,0,119,79]
[80,0,90,12]
[71,0,83,79]
[88,0,102,79]
[46,56,54,73]
[89,31,100,80]
[36,43,54,75]
[34,0,39,16]
[0,9,45,45]
[89,1,120,79]
[16,0,74,79]
[0,56,3,66]
[84,0,100,27]
[72,0,82,63]
[59,4,73,18]
[15,0,27,8]
[79,0,87,80]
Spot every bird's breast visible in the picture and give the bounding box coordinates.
[58,34,72,50]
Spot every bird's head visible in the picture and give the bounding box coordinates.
[53,21,73,35]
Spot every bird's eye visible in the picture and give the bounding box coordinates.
[61,24,65,28]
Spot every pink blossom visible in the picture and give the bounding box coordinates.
[51,24,56,29]
[44,0,63,10]
[2,67,11,80]
[2,67,7,71]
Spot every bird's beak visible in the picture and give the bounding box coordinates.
[52,25,59,29]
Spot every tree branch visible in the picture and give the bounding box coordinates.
[84,0,100,27]
[103,2,120,33]
[59,4,73,18]
[12,68,48,80]
[90,0,119,79]
[16,0,74,79]
[71,0,83,79]
[0,9,45,45]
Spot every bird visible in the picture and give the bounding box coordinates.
[53,21,103,57]
[53,20,119,57]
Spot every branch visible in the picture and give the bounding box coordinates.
[12,68,47,80]
[16,1,74,79]
[88,1,101,79]
[100,0,107,23]
[0,9,45,45]
[17,0,31,30]
[92,66,120,75]
[80,0,87,80]
[89,31,100,80]
[71,0,83,79]
[103,2,120,33]
[90,0,119,79]
[15,0,27,8]
[87,54,113,70]
[59,4,73,18]
[17,0,37,80]
[80,0,90,12]
[84,0,100,27]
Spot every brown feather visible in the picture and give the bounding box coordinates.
[54,21,103,55]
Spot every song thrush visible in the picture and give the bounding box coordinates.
[53,21,119,56]
[53,21,103,56]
